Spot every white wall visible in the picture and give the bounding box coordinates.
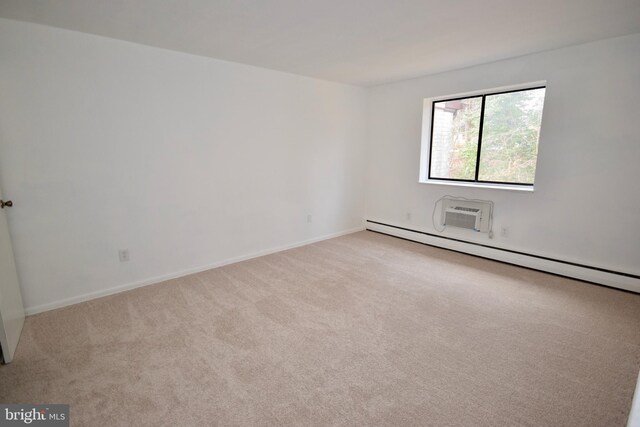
[0,18,367,313]
[366,34,640,276]
[2,17,638,313]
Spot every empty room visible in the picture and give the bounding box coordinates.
[1,0,639,425]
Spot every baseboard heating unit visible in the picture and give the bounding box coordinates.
[365,219,640,294]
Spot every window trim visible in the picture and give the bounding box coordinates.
[426,85,546,187]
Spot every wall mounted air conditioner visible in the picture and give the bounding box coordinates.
[443,206,482,231]
[440,198,491,233]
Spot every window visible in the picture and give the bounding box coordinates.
[427,86,546,186]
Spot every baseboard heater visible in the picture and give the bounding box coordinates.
[365,220,640,294]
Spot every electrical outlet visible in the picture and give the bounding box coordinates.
[119,249,130,262]
[307,214,312,223]
[406,212,412,221]
[500,227,509,238]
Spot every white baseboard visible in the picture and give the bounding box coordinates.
[366,220,640,294]
[24,226,365,316]
[628,370,640,427]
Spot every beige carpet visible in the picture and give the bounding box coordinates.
[1,231,639,426]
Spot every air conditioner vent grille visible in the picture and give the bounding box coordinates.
[435,196,492,234]
[444,211,479,230]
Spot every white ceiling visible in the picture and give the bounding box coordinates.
[1,0,639,86]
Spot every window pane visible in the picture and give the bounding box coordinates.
[478,88,546,184]
[429,97,482,180]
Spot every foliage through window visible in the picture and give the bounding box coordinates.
[428,87,546,185]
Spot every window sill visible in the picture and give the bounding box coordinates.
[419,179,534,192]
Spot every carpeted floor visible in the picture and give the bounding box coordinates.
[1,231,639,426]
